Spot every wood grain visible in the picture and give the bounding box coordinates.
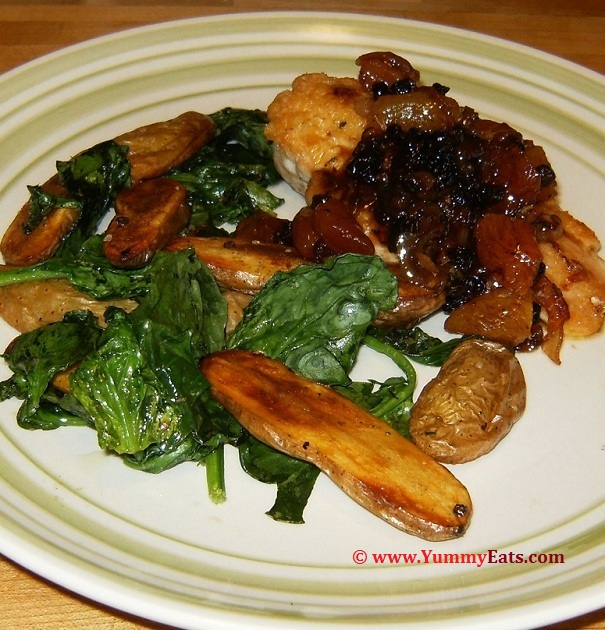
[1,1,604,75]
[0,1,603,628]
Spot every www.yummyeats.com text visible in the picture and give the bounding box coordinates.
[352,549,565,567]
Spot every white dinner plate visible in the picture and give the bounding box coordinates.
[0,11,603,630]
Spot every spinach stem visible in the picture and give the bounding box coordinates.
[0,266,67,287]
[371,390,413,419]
[206,445,227,504]
[362,333,417,401]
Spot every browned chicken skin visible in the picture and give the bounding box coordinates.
[264,73,371,195]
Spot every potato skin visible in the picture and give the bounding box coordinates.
[0,271,136,333]
[115,111,216,183]
[0,175,79,266]
[410,338,526,464]
[103,177,190,269]
[166,236,307,294]
[201,349,472,541]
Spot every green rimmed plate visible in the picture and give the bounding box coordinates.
[0,11,603,629]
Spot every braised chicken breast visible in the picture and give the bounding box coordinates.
[263,51,605,359]
[265,73,371,195]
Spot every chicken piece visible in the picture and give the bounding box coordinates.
[537,201,605,337]
[0,271,136,333]
[265,73,371,195]
[103,178,190,269]
[115,111,216,183]
[201,349,472,541]
[265,56,605,350]
[0,175,79,266]
[166,236,307,294]
[266,70,449,328]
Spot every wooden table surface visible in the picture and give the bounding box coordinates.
[0,1,603,628]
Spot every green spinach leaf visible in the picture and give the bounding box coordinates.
[228,254,399,386]
[367,325,462,366]
[70,307,180,454]
[70,249,228,457]
[0,310,102,429]
[238,435,320,524]
[169,108,283,228]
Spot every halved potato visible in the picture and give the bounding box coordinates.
[0,175,79,266]
[410,338,526,464]
[0,271,136,333]
[115,110,216,183]
[201,349,472,541]
[166,236,307,294]
[103,178,190,268]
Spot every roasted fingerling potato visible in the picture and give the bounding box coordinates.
[201,349,473,541]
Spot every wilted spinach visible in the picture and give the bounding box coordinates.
[70,307,186,455]
[169,108,283,227]
[367,325,462,366]
[0,249,229,475]
[0,235,156,300]
[334,327,463,438]
[238,436,320,524]
[228,254,399,385]
[227,253,399,523]
[0,310,102,429]
[24,140,131,257]
[70,249,227,457]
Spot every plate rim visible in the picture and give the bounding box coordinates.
[2,10,604,84]
[0,10,604,630]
